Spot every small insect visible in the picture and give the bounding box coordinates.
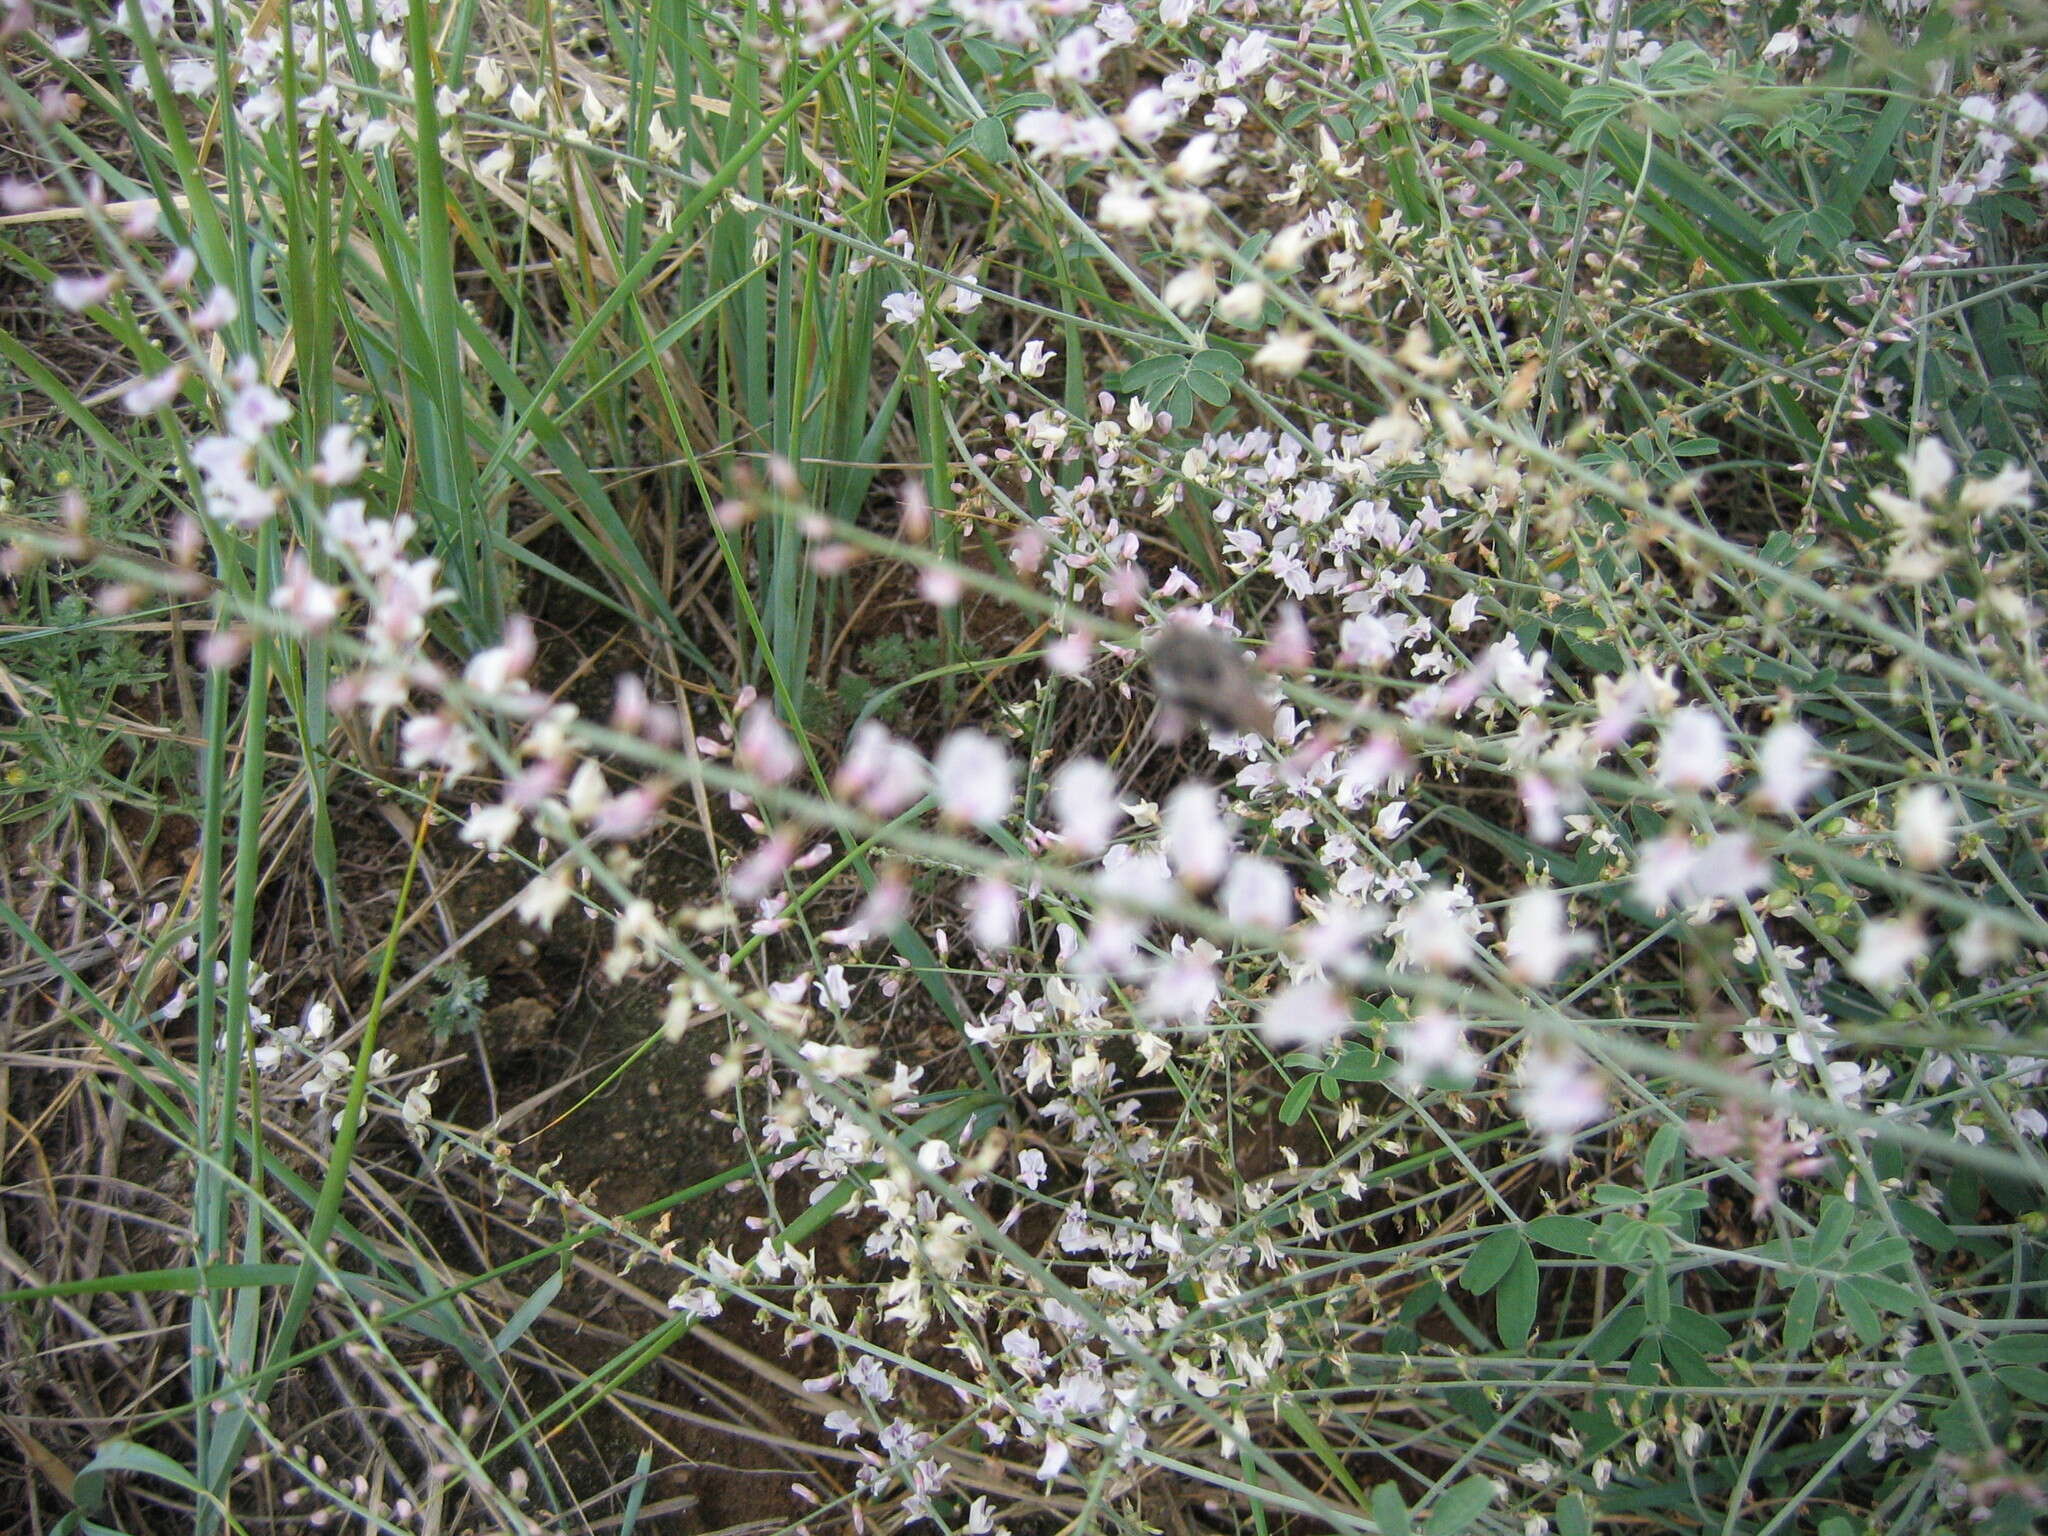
[1144,622,1274,740]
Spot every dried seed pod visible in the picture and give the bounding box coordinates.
[1145,623,1274,739]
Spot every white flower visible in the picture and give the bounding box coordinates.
[1517,1049,1606,1158]
[1216,281,1266,325]
[1753,720,1828,815]
[1390,885,1478,973]
[460,803,521,856]
[1761,28,1800,60]
[881,290,925,326]
[1162,781,1233,889]
[933,731,1014,828]
[2005,92,2048,137]
[1895,785,1955,869]
[1396,1009,1479,1087]
[1051,757,1123,855]
[1162,263,1218,316]
[1257,978,1352,1049]
[1251,330,1313,377]
[1220,856,1293,928]
[1901,438,1954,504]
[1096,174,1155,230]
[1848,915,1928,992]
[1655,708,1729,792]
[1503,888,1592,986]
[925,345,967,377]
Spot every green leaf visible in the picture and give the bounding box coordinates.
[490,1269,564,1357]
[1987,1335,2048,1366]
[967,114,1011,163]
[1423,1475,1497,1536]
[1462,1230,1525,1296]
[71,1440,209,1517]
[1996,1366,2048,1406]
[1527,1215,1598,1256]
[1586,1305,1647,1365]
[1661,1334,1719,1388]
[1495,1244,1539,1349]
[1665,1305,1733,1353]
[1372,1483,1414,1536]
[1643,1123,1683,1186]
[1331,1044,1391,1082]
[1277,1399,1368,1503]
[1844,1236,1914,1275]
[1279,1074,1317,1126]
[1808,1197,1856,1260]
[1834,1277,1884,1347]
[1784,1276,1820,1355]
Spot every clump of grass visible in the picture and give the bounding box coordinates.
[3,0,2046,1533]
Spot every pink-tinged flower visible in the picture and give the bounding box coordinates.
[311,423,368,486]
[1049,756,1122,856]
[161,246,198,289]
[933,730,1014,829]
[1655,708,1729,791]
[918,564,964,608]
[1896,784,1955,869]
[1162,781,1232,889]
[737,704,801,786]
[1043,629,1094,677]
[1686,1094,1827,1216]
[1395,1008,1479,1088]
[399,712,480,781]
[1016,1148,1048,1189]
[52,272,119,311]
[1848,914,1927,993]
[823,863,910,946]
[1517,1048,1606,1159]
[270,550,342,632]
[190,285,239,332]
[1684,833,1771,904]
[1257,978,1353,1050]
[198,628,249,670]
[1261,603,1313,674]
[1632,829,1697,914]
[226,374,290,443]
[729,824,801,905]
[460,802,522,856]
[1215,29,1275,87]
[121,366,186,415]
[1753,720,1829,815]
[1503,887,1593,985]
[1139,939,1222,1024]
[833,720,928,817]
[1220,855,1292,929]
[322,499,416,576]
[1518,773,1579,845]
[592,781,668,841]
[965,875,1018,950]
[1390,885,1477,973]
[1076,908,1144,977]
[363,556,454,653]
[0,179,49,213]
[463,615,534,695]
